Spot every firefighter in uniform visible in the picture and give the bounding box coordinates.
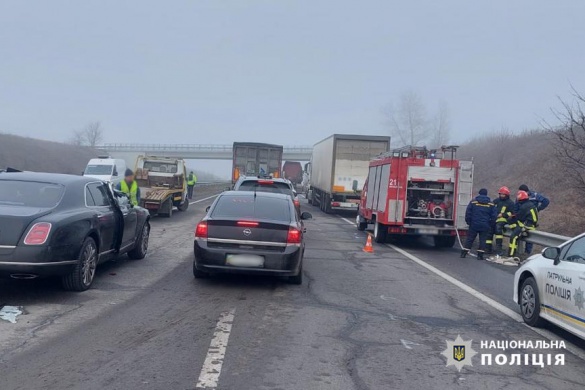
[507,190,538,258]
[461,188,497,260]
[187,171,197,200]
[518,184,549,255]
[491,186,515,256]
[116,168,140,206]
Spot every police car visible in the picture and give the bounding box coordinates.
[513,233,585,339]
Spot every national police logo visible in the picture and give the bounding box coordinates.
[453,345,465,362]
[441,335,477,372]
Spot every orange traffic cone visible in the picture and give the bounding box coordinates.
[363,235,374,253]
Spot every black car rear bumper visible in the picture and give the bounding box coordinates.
[193,240,303,276]
[0,245,78,277]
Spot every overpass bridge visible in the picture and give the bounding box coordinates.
[96,143,313,161]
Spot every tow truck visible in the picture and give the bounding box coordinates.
[134,155,189,217]
[356,145,473,246]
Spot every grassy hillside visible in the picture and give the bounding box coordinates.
[0,133,98,174]
[459,130,580,236]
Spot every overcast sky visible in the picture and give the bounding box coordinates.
[1,0,584,149]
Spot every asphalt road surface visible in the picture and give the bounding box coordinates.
[1,191,585,390]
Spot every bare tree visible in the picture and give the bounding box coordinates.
[385,91,430,146]
[70,121,104,147]
[493,126,513,165]
[543,89,585,192]
[70,130,85,146]
[430,101,451,148]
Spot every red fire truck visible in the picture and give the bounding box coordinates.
[356,145,473,247]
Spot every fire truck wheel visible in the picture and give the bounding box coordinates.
[356,214,367,231]
[374,221,387,243]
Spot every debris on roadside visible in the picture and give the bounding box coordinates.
[0,305,23,323]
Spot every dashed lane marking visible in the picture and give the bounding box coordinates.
[337,216,585,361]
[196,308,236,389]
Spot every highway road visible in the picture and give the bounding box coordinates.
[1,190,584,390]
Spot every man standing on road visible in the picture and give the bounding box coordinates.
[116,168,140,206]
[187,171,197,200]
[461,188,497,260]
[491,186,515,256]
[507,190,538,259]
[518,184,549,255]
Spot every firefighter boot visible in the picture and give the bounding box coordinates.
[460,249,469,258]
[477,251,484,261]
[495,239,503,256]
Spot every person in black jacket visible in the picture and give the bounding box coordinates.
[507,190,538,258]
[461,188,497,260]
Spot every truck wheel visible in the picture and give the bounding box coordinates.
[161,198,173,218]
[178,197,189,211]
[356,214,367,231]
[322,194,331,214]
[374,221,387,243]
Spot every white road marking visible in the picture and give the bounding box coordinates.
[190,194,220,205]
[337,216,585,361]
[401,339,421,349]
[196,308,236,389]
[340,217,355,226]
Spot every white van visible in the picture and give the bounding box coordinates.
[83,156,127,185]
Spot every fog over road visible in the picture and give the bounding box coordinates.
[1,192,584,390]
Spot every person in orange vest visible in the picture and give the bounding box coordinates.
[115,169,141,206]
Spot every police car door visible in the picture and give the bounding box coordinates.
[543,237,585,336]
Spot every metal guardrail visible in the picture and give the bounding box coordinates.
[504,229,571,248]
[96,143,313,153]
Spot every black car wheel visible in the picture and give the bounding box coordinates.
[193,261,209,279]
[128,222,150,260]
[62,237,98,291]
[519,277,545,327]
[288,262,303,285]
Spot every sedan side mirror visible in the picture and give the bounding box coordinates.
[542,247,561,264]
[205,206,211,212]
[300,211,313,220]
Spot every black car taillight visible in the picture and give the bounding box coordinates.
[24,222,52,245]
[195,221,208,239]
[287,227,301,245]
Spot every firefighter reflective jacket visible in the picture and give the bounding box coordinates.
[465,195,497,231]
[513,200,538,228]
[493,196,515,223]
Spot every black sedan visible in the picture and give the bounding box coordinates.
[0,172,150,291]
[193,191,312,284]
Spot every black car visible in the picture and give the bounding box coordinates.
[193,191,312,284]
[0,172,150,291]
[233,176,301,213]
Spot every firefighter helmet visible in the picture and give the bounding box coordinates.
[498,186,511,196]
[517,190,529,201]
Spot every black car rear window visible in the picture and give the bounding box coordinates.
[0,180,64,208]
[238,180,293,196]
[211,195,291,222]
